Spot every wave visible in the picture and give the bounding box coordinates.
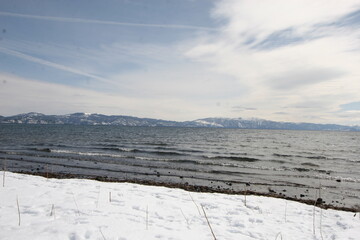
[142,142,169,146]
[95,146,189,156]
[154,146,205,154]
[51,149,126,159]
[170,159,199,164]
[293,167,311,172]
[316,175,360,183]
[301,162,320,167]
[306,156,327,160]
[30,148,52,152]
[273,153,293,158]
[204,155,259,162]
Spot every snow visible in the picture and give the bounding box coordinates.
[1,171,359,240]
[194,120,224,127]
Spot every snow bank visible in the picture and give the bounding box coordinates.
[0,171,359,240]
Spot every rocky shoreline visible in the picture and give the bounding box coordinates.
[9,170,359,213]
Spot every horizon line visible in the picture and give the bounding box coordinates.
[1,111,359,127]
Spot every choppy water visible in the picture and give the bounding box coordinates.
[0,124,359,209]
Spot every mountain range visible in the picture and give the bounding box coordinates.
[0,112,359,131]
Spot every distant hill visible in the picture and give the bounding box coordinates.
[1,112,359,131]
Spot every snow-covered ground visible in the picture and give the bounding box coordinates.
[0,171,359,240]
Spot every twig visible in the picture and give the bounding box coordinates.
[189,193,201,216]
[99,227,106,240]
[96,186,101,208]
[146,205,149,230]
[320,208,324,240]
[2,159,6,187]
[275,232,283,240]
[180,208,190,227]
[313,190,317,236]
[284,201,287,223]
[201,204,217,240]
[109,192,111,203]
[17,196,21,226]
[50,204,56,219]
[244,184,248,207]
[71,192,81,216]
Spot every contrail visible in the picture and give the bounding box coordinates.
[0,11,218,31]
[0,47,114,84]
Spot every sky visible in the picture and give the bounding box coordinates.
[1,0,360,125]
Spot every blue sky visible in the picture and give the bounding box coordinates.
[1,0,360,125]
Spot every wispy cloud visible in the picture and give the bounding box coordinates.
[0,73,219,120]
[184,0,360,124]
[0,46,114,84]
[0,11,218,31]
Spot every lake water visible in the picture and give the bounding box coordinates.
[0,124,359,209]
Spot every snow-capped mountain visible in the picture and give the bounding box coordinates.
[1,112,359,131]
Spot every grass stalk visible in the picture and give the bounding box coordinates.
[96,186,101,208]
[180,208,190,227]
[16,196,21,226]
[284,201,287,223]
[99,227,106,240]
[244,185,247,207]
[146,205,149,230]
[201,204,217,240]
[275,232,283,240]
[313,189,317,236]
[189,193,201,216]
[320,208,324,240]
[50,204,56,219]
[2,169,5,188]
[71,192,81,216]
[3,159,6,187]
[109,192,112,203]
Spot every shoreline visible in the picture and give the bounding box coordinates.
[9,170,359,213]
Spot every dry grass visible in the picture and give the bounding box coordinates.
[71,192,81,216]
[284,201,287,223]
[16,196,21,226]
[189,193,202,216]
[50,204,56,219]
[96,186,101,208]
[275,232,283,240]
[179,208,190,228]
[99,227,107,240]
[2,159,6,187]
[146,205,149,230]
[201,204,217,240]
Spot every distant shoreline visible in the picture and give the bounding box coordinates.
[1,112,359,131]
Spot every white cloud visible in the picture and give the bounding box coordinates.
[0,73,224,120]
[184,0,360,124]
[212,0,360,43]
[2,1,360,125]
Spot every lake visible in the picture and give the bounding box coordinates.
[0,124,359,209]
